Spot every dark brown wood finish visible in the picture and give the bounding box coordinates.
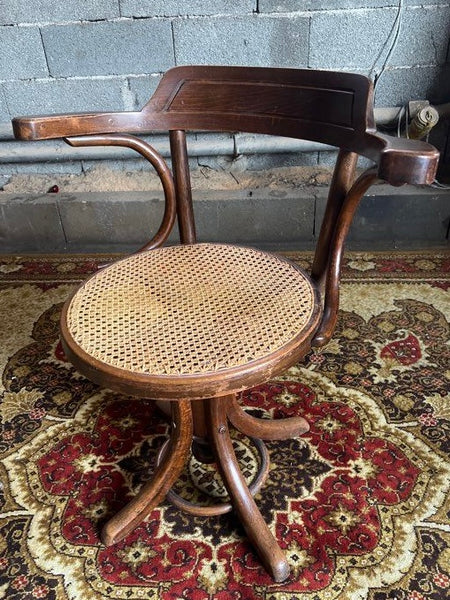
[169,129,196,244]
[205,397,290,582]
[311,149,358,287]
[12,66,440,582]
[102,399,193,546]
[13,66,439,186]
[312,167,380,348]
[227,393,309,439]
[156,430,270,517]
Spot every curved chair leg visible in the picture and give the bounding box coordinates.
[227,394,309,440]
[205,397,290,583]
[102,399,193,546]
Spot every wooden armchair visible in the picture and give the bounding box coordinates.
[12,66,439,582]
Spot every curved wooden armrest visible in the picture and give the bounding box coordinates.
[312,167,379,348]
[12,110,146,141]
[312,134,439,349]
[64,133,177,251]
[366,132,439,186]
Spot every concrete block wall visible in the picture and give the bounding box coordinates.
[0,2,448,148]
[0,1,449,251]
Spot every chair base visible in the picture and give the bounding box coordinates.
[101,394,310,583]
[157,435,270,516]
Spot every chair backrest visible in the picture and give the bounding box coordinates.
[13,65,438,185]
[142,66,375,151]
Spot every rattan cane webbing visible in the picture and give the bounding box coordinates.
[66,244,316,376]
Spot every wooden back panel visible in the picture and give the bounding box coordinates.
[143,66,375,148]
[13,66,375,150]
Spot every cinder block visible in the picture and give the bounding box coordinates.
[121,0,256,17]
[373,64,450,106]
[41,20,174,77]
[173,15,309,67]
[310,6,450,72]
[0,86,9,121]
[404,0,450,5]
[181,189,315,248]
[316,185,450,247]
[309,9,396,70]
[11,161,83,175]
[0,1,119,24]
[2,185,449,252]
[260,1,394,11]
[0,26,47,80]
[5,77,126,117]
[57,192,170,252]
[259,0,450,11]
[127,75,163,110]
[0,194,66,252]
[388,7,450,67]
[210,190,315,247]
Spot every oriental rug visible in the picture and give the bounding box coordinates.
[0,251,448,600]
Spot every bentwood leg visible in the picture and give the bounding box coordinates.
[205,397,290,583]
[226,394,309,440]
[102,399,193,546]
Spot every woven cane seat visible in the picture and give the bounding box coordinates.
[62,244,319,396]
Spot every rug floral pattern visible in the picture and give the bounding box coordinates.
[0,252,449,599]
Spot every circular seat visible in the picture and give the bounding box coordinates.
[61,243,321,399]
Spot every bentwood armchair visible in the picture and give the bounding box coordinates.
[12,66,439,582]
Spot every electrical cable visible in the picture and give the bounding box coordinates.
[431,180,450,189]
[372,0,404,93]
[396,105,406,137]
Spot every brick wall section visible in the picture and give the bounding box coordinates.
[0,1,449,167]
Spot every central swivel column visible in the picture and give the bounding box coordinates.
[169,129,215,460]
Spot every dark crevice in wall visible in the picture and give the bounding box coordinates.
[55,198,68,247]
[312,195,317,238]
[78,18,110,23]
[307,16,312,68]
[171,21,178,66]
[125,77,139,111]
[38,27,51,77]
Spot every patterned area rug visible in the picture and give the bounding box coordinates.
[0,251,449,600]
